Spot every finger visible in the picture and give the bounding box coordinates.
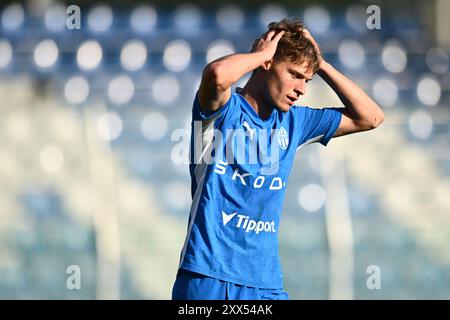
[265,30,276,40]
[250,37,264,52]
[273,30,285,41]
[259,31,268,40]
[303,29,312,40]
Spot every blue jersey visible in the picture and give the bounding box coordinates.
[178,89,342,289]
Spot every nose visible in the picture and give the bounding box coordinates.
[294,80,306,96]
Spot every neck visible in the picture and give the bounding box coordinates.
[239,75,274,120]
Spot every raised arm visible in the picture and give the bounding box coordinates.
[198,30,284,113]
[304,30,385,137]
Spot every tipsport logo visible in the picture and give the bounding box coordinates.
[222,211,276,234]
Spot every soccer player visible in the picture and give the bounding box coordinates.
[172,18,384,300]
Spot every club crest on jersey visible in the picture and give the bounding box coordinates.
[278,127,289,149]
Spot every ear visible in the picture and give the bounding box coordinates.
[261,59,273,71]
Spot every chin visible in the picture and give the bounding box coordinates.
[276,103,292,112]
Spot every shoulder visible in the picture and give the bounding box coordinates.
[289,105,311,112]
[194,89,244,125]
[290,105,315,111]
[288,105,309,118]
[290,105,340,117]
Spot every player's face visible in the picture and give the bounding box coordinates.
[263,59,314,112]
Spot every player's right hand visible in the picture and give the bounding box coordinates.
[250,30,285,62]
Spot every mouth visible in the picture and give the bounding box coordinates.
[286,96,297,105]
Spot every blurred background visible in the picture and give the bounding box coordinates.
[0,0,449,299]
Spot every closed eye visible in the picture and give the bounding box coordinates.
[289,69,312,83]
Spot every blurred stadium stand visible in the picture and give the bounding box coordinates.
[0,1,449,299]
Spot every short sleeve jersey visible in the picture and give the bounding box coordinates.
[178,90,342,289]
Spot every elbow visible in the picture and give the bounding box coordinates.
[370,109,385,129]
[351,108,385,131]
[203,62,229,90]
[362,102,384,129]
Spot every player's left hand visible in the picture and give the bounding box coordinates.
[303,29,325,67]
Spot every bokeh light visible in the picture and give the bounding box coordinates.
[345,4,366,32]
[259,4,287,28]
[108,75,135,105]
[417,75,441,106]
[152,74,180,105]
[382,40,407,73]
[163,40,191,72]
[298,184,326,212]
[206,40,235,63]
[130,5,157,33]
[141,112,168,140]
[338,40,365,69]
[64,76,90,104]
[303,5,331,34]
[216,6,244,32]
[120,40,147,71]
[77,40,103,71]
[373,78,398,107]
[0,40,13,68]
[97,112,123,141]
[1,3,24,31]
[34,39,59,69]
[44,5,66,32]
[425,47,449,74]
[409,110,433,140]
[87,5,113,33]
[173,4,202,32]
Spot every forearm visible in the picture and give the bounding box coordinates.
[318,61,384,127]
[198,30,284,112]
[207,52,268,89]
